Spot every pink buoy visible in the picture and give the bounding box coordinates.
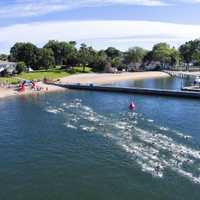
[129,102,135,110]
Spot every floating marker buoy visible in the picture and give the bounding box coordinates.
[129,102,135,110]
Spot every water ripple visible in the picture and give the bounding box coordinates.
[45,99,200,184]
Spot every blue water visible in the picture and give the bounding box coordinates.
[109,77,190,90]
[0,80,200,200]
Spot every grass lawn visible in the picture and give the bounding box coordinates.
[0,67,92,84]
[69,66,92,74]
[0,77,19,84]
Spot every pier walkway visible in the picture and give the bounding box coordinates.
[58,84,200,99]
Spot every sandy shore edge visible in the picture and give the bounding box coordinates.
[0,72,169,99]
[60,71,169,85]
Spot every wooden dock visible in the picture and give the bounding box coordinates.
[182,86,200,92]
[59,84,200,99]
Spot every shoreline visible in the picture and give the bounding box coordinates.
[0,72,169,100]
[59,71,169,85]
[0,82,66,100]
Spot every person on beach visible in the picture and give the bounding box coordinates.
[31,81,36,90]
[19,83,25,92]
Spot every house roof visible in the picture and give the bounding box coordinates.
[0,60,16,65]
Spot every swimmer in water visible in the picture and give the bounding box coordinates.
[155,165,161,173]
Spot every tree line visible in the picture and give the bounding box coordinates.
[3,39,200,73]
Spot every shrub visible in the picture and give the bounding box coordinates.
[16,62,26,74]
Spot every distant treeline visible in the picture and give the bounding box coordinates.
[2,39,200,71]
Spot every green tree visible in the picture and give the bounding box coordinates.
[44,40,78,66]
[78,44,97,72]
[179,41,193,70]
[193,52,200,65]
[0,54,8,61]
[62,41,78,66]
[179,39,200,70]
[105,47,121,59]
[10,42,39,69]
[142,44,179,70]
[44,40,62,65]
[64,54,79,67]
[111,57,122,69]
[143,51,153,64]
[16,61,26,74]
[37,48,55,69]
[124,47,147,64]
[90,51,108,72]
[151,43,172,68]
[170,47,180,68]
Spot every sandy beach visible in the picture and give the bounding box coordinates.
[60,71,169,85]
[0,72,169,99]
[0,82,66,99]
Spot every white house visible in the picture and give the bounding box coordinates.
[0,61,17,75]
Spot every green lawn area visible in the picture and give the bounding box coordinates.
[0,67,92,84]
[0,77,20,84]
[69,66,92,74]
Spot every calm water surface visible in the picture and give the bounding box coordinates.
[0,79,200,200]
[109,77,191,90]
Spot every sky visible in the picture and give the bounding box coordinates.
[1,0,200,53]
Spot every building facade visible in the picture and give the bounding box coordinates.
[0,61,17,76]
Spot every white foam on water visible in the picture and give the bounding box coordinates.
[62,103,67,107]
[58,108,64,112]
[64,123,77,129]
[135,127,200,160]
[120,141,165,178]
[87,116,99,122]
[159,126,170,131]
[173,131,192,140]
[114,122,127,130]
[74,98,82,102]
[70,117,79,123]
[82,105,93,112]
[133,127,200,182]
[46,107,61,114]
[173,167,200,184]
[49,99,200,184]
[153,122,192,140]
[80,125,97,133]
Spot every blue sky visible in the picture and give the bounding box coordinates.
[1,0,200,53]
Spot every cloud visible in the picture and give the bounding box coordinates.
[1,0,200,19]
[178,0,200,3]
[1,20,200,53]
[0,0,168,18]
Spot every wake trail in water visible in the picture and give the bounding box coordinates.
[45,99,200,184]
